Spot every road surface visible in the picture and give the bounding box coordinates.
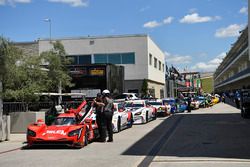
[1,103,250,167]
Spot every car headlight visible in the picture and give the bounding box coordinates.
[134,111,142,115]
[27,129,36,137]
[68,128,82,139]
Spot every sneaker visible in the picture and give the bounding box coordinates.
[107,139,113,142]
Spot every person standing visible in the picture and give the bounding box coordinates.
[187,94,192,112]
[92,93,106,142]
[102,89,114,142]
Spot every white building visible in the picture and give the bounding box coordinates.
[36,34,165,98]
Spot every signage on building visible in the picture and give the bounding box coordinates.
[90,69,105,76]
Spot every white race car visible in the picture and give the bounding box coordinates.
[124,100,157,124]
[112,102,133,133]
[147,99,171,116]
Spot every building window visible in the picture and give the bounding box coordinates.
[162,64,164,72]
[154,57,157,68]
[121,53,135,64]
[149,54,152,65]
[108,54,121,64]
[159,61,161,71]
[67,56,78,65]
[79,55,91,64]
[94,54,108,64]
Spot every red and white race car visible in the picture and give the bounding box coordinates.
[147,99,171,116]
[112,102,133,132]
[124,100,157,124]
[26,101,98,148]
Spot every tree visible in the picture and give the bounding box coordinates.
[141,79,148,97]
[0,37,49,110]
[40,41,73,92]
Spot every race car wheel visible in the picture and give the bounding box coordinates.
[84,128,89,146]
[117,117,121,132]
[145,111,149,123]
[128,114,133,128]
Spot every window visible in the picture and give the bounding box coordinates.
[159,61,161,71]
[162,64,164,72]
[79,55,91,64]
[149,54,152,65]
[94,54,107,64]
[154,57,157,68]
[66,56,78,65]
[121,53,135,64]
[108,54,121,64]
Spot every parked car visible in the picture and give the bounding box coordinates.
[27,101,98,148]
[162,98,177,113]
[112,102,133,132]
[175,99,188,112]
[114,93,139,102]
[124,100,157,124]
[147,99,171,116]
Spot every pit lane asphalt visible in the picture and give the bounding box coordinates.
[1,103,250,167]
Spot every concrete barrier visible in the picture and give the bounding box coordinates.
[10,112,45,133]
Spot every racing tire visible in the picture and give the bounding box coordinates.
[145,112,149,123]
[153,110,157,120]
[128,115,133,128]
[117,117,121,132]
[84,128,89,146]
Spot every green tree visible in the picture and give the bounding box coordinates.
[141,79,148,97]
[40,41,73,92]
[0,37,48,110]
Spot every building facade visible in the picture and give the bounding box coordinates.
[18,34,166,98]
[214,27,250,93]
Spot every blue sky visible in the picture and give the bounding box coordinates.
[0,0,248,72]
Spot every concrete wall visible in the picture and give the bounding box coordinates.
[10,112,45,133]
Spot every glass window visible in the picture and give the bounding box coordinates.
[154,57,157,68]
[162,64,164,72]
[94,54,107,64]
[66,56,78,65]
[79,55,91,64]
[108,54,121,64]
[149,54,152,65]
[159,61,161,70]
[121,53,135,64]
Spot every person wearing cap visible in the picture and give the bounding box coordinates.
[102,89,114,142]
[92,93,106,142]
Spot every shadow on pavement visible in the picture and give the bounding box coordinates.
[122,113,250,159]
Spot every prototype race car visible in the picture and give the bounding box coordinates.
[27,101,98,148]
[112,102,133,132]
[147,99,171,116]
[124,100,157,124]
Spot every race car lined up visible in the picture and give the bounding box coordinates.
[147,99,171,116]
[27,101,98,148]
[112,102,133,132]
[124,100,157,124]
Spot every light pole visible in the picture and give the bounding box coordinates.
[43,18,51,42]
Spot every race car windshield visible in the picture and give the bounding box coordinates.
[125,103,144,108]
[148,102,162,105]
[52,117,76,126]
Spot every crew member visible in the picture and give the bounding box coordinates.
[92,93,106,142]
[102,89,114,142]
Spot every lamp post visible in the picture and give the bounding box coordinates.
[43,18,51,42]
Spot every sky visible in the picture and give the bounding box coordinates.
[0,0,248,72]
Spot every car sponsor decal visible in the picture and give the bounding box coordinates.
[42,130,67,136]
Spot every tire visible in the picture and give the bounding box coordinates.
[117,117,121,132]
[145,112,149,123]
[84,128,89,146]
[128,115,133,128]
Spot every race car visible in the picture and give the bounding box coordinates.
[147,99,171,116]
[124,100,157,124]
[26,101,98,148]
[112,102,133,132]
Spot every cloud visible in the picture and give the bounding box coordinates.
[239,6,248,15]
[143,17,173,28]
[0,0,31,5]
[48,0,88,7]
[139,5,150,12]
[165,51,192,64]
[215,24,244,38]
[180,13,221,24]
[192,52,226,72]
